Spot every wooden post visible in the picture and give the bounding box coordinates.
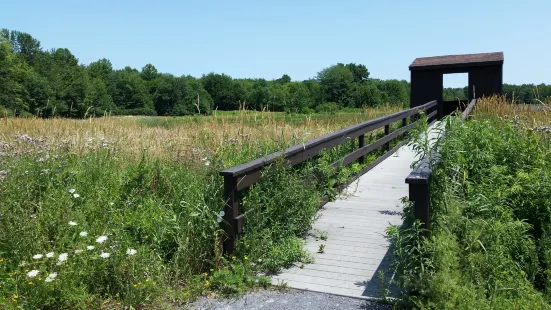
[402,117,407,128]
[408,182,430,237]
[358,134,365,164]
[222,175,239,254]
[384,125,390,151]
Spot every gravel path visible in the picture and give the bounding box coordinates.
[188,289,394,310]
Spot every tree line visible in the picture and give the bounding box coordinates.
[1,29,548,118]
[444,84,551,104]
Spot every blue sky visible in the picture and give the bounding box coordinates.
[4,0,550,87]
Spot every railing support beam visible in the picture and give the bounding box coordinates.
[358,134,365,164]
[384,125,390,151]
[222,176,239,254]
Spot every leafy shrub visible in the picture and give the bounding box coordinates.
[315,102,340,114]
[388,114,551,309]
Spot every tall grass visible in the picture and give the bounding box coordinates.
[388,97,551,309]
[0,106,403,308]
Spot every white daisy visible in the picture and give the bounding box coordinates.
[86,245,95,250]
[99,252,110,259]
[45,252,54,258]
[68,221,77,226]
[27,270,40,278]
[74,249,83,254]
[96,235,108,243]
[126,248,137,256]
[69,188,75,194]
[73,193,80,198]
[45,272,57,282]
[32,254,43,259]
[79,231,88,237]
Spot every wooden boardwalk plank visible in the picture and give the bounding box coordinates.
[271,122,441,298]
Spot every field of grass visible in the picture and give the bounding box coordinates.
[0,105,403,308]
[388,97,551,309]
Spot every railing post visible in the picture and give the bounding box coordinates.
[384,125,390,151]
[222,175,239,254]
[358,134,365,164]
[408,181,431,237]
[437,100,443,120]
[402,117,407,128]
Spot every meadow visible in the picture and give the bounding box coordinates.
[0,105,403,308]
[388,97,551,309]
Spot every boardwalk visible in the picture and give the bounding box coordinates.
[271,125,439,299]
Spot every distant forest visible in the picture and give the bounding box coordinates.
[1,29,549,118]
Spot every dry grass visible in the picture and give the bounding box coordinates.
[473,95,551,127]
[0,106,402,162]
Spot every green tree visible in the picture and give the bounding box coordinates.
[345,63,370,84]
[0,36,27,114]
[284,82,311,113]
[110,67,154,115]
[141,63,158,82]
[276,74,291,84]
[88,58,113,81]
[317,64,354,106]
[247,79,270,110]
[201,73,245,110]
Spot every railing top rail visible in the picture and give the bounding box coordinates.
[221,100,437,177]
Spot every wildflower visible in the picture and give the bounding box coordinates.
[27,270,40,278]
[126,248,137,256]
[217,217,223,223]
[134,284,137,287]
[96,235,108,243]
[125,201,132,206]
[219,211,225,217]
[99,252,110,259]
[57,253,68,265]
[205,280,210,287]
[79,231,88,237]
[0,258,4,263]
[73,193,80,198]
[45,272,57,282]
[86,245,95,250]
[28,281,33,285]
[74,249,83,254]
[69,188,75,194]
[205,161,211,166]
[11,295,18,301]
[68,221,77,226]
[244,256,248,261]
[45,252,54,258]
[33,254,43,259]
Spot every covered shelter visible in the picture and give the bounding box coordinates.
[409,52,504,117]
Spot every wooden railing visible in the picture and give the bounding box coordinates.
[219,100,438,253]
[405,98,477,237]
